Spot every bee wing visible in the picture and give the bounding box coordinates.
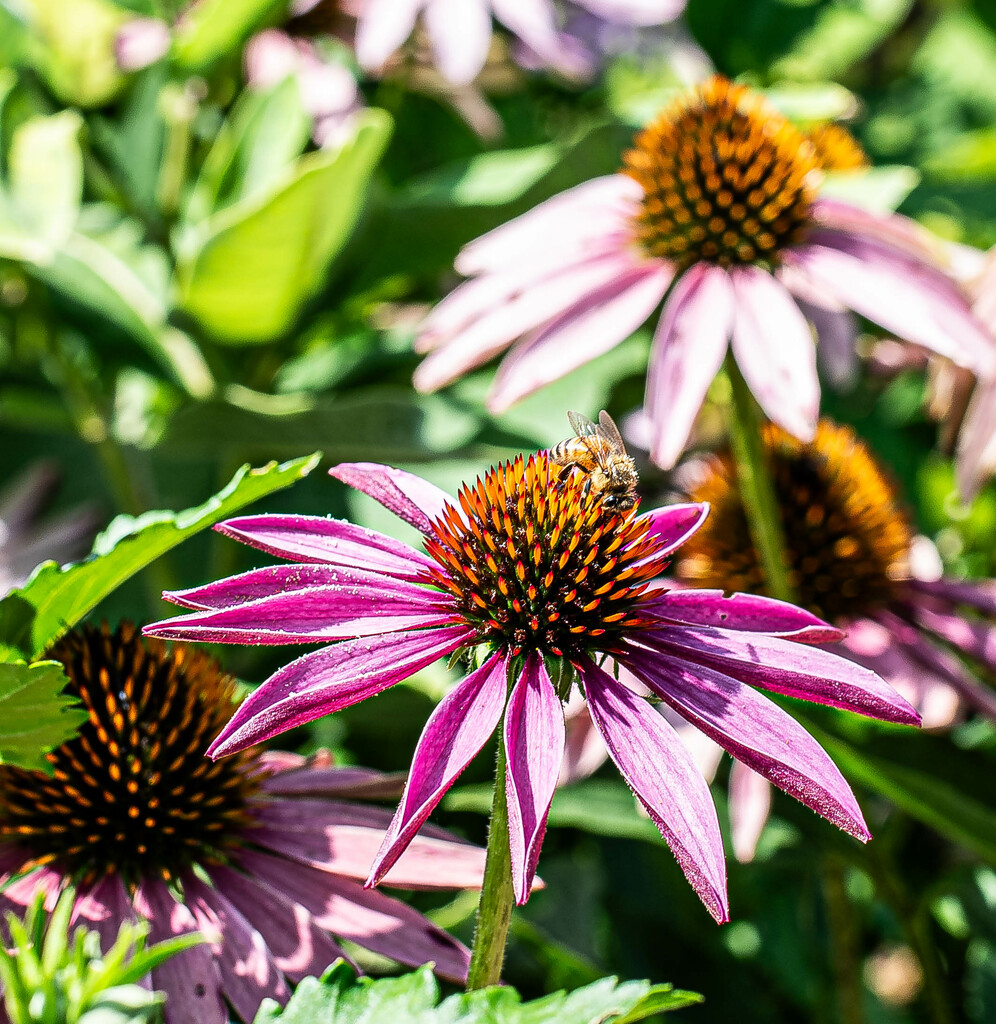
[565,410,608,467]
[596,410,627,455]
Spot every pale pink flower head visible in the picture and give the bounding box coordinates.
[415,76,994,469]
[354,0,588,84]
[0,623,482,1024]
[146,444,919,922]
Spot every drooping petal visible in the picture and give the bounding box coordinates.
[240,849,471,983]
[132,879,226,1024]
[423,0,492,84]
[146,581,456,644]
[908,577,996,617]
[578,658,728,923]
[208,865,349,982]
[577,0,686,24]
[643,589,843,643]
[909,602,996,675]
[488,262,673,412]
[71,875,141,961]
[559,697,607,785]
[184,875,290,1021]
[262,763,407,800]
[646,263,732,469]
[956,378,996,501]
[355,0,424,71]
[643,624,920,725]
[786,287,860,391]
[728,761,772,864]
[329,463,453,533]
[811,198,950,266]
[367,653,508,887]
[729,266,819,442]
[208,625,474,757]
[622,647,870,843]
[636,503,710,558]
[504,654,565,905]
[216,515,434,580]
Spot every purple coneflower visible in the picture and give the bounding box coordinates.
[146,451,919,921]
[414,76,993,468]
[0,624,483,1024]
[667,419,996,857]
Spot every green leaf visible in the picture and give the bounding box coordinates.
[254,961,700,1023]
[172,0,288,69]
[0,453,321,661]
[177,109,391,343]
[0,661,87,770]
[820,166,921,214]
[764,81,860,123]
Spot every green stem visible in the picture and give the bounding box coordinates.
[724,354,797,604]
[823,855,865,1024]
[466,736,515,990]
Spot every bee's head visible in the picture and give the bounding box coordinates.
[601,490,636,512]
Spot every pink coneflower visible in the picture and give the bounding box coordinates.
[669,419,996,858]
[415,77,994,469]
[0,624,482,1024]
[145,450,918,921]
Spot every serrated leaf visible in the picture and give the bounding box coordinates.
[0,453,321,661]
[0,661,87,770]
[254,962,700,1024]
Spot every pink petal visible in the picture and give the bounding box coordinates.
[504,653,565,905]
[208,624,474,756]
[908,577,996,617]
[424,0,492,84]
[367,653,508,886]
[488,262,672,412]
[415,252,640,393]
[329,462,452,533]
[559,697,607,785]
[355,0,424,71]
[646,263,732,469]
[728,761,772,864]
[71,875,139,960]
[491,0,566,58]
[262,764,407,800]
[643,589,843,643]
[636,502,710,558]
[216,515,434,580]
[576,0,685,24]
[184,875,290,1021]
[792,295,859,390]
[622,646,870,843]
[644,624,920,725]
[147,579,455,644]
[579,658,728,923]
[729,266,818,442]
[456,176,641,276]
[240,849,471,983]
[208,865,348,982]
[910,603,996,674]
[132,879,226,1024]
[956,379,996,501]
[811,198,949,266]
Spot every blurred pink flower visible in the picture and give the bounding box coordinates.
[415,77,993,469]
[0,624,481,1024]
[146,451,918,922]
[245,29,363,147]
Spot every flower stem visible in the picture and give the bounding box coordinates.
[724,354,797,604]
[466,736,514,990]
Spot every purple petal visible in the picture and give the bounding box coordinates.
[355,0,423,71]
[132,879,226,1024]
[643,589,843,643]
[329,462,452,534]
[910,602,996,674]
[146,578,456,644]
[367,653,508,887]
[578,658,728,923]
[728,761,772,864]
[184,875,290,1021]
[208,865,348,982]
[956,378,996,500]
[644,624,920,725]
[487,262,672,412]
[622,646,870,843]
[646,263,733,469]
[811,198,950,264]
[216,514,434,580]
[636,503,710,558]
[504,654,565,905]
[730,266,819,442]
[424,0,492,84]
[240,849,471,983]
[792,295,860,390]
[908,577,996,617]
[209,624,474,756]
[262,763,408,800]
[71,875,140,961]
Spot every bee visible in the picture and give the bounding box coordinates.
[549,410,639,512]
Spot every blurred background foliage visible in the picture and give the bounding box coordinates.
[0,0,996,1021]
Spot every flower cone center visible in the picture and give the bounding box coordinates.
[0,624,261,885]
[424,453,670,660]
[805,123,869,172]
[624,76,818,270]
[676,421,912,622]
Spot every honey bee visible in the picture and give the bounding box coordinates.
[549,410,639,512]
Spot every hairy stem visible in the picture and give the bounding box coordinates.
[724,354,797,604]
[466,736,514,990]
